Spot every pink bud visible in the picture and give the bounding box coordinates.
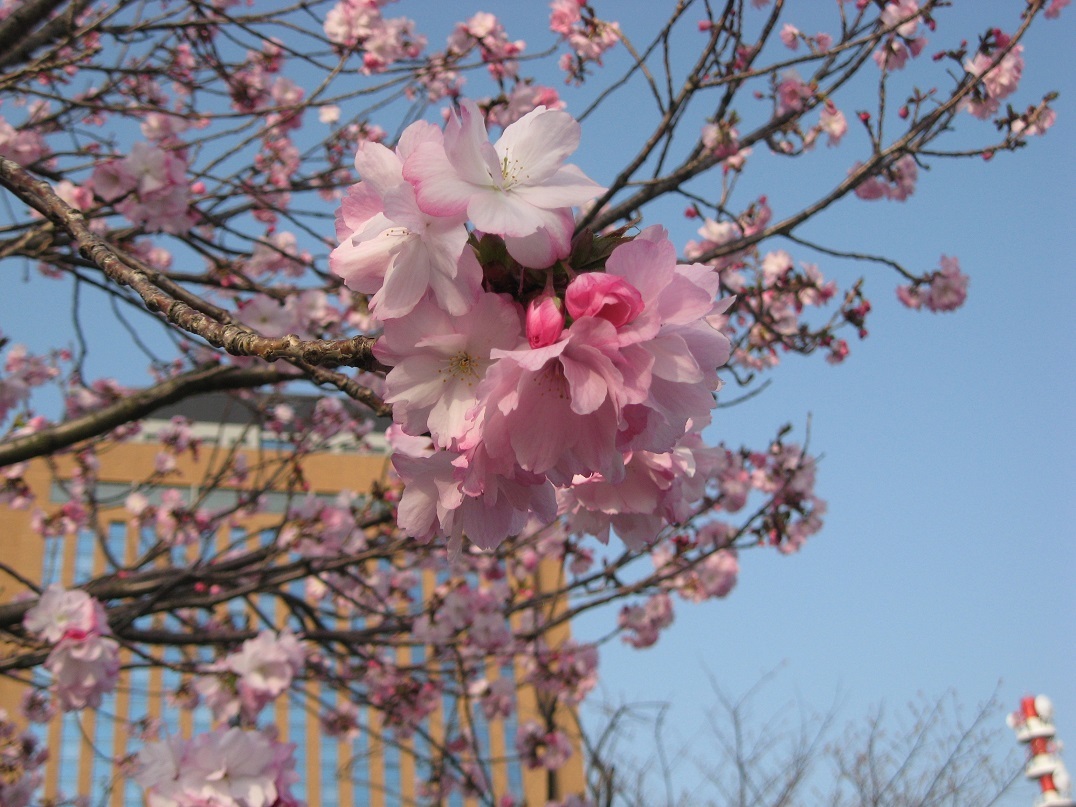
[698,20,713,32]
[526,294,565,349]
[565,272,645,328]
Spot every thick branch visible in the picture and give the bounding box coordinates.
[0,0,91,71]
[0,158,388,394]
[0,364,293,468]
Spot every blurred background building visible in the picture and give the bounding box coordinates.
[0,393,583,806]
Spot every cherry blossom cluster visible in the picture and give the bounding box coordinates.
[853,154,919,202]
[0,340,62,426]
[364,659,441,736]
[515,720,574,771]
[764,74,849,154]
[779,23,834,54]
[610,436,825,648]
[323,0,426,72]
[961,29,1025,120]
[0,708,47,807]
[423,12,568,127]
[90,142,196,235]
[193,631,306,725]
[447,12,524,81]
[0,2,1066,803]
[521,639,598,706]
[682,221,869,369]
[897,255,970,312]
[22,584,120,712]
[134,726,300,807]
[549,0,621,85]
[0,115,49,168]
[651,539,739,604]
[872,0,929,72]
[618,592,674,649]
[331,100,733,552]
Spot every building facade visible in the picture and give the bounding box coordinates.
[0,394,583,806]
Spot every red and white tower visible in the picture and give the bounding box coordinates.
[1009,695,1075,807]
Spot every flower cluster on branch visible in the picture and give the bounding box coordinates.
[0,0,1063,804]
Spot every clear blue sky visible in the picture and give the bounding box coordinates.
[555,3,1074,803]
[0,2,1071,803]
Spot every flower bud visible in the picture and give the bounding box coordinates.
[526,294,565,348]
[565,272,645,328]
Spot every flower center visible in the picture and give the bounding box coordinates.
[444,351,480,383]
[499,150,526,187]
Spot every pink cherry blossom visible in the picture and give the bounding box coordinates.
[880,0,921,38]
[1045,0,1069,18]
[963,41,1024,119]
[477,316,651,485]
[223,630,305,718]
[515,721,573,771]
[922,255,969,312]
[469,676,516,720]
[95,141,194,234]
[446,443,559,551]
[1010,103,1056,138]
[896,283,922,310]
[562,431,722,549]
[618,592,674,649]
[502,206,575,269]
[331,121,479,318]
[873,38,924,71]
[0,116,48,166]
[776,71,811,115]
[135,727,298,807]
[523,640,597,707]
[819,101,848,146]
[602,227,732,449]
[0,709,46,807]
[684,217,744,269]
[392,447,465,544]
[448,12,524,81]
[376,292,524,447]
[853,154,918,201]
[653,543,739,603]
[490,82,565,127]
[24,584,107,643]
[236,294,301,338]
[565,272,645,327]
[549,0,583,37]
[366,660,440,735]
[46,634,121,711]
[780,23,800,50]
[404,99,603,248]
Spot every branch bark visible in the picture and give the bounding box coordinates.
[0,157,391,416]
[0,364,294,468]
[0,0,92,71]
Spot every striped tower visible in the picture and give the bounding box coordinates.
[1009,695,1075,807]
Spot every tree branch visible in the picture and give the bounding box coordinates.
[0,0,95,71]
[0,158,389,406]
[0,364,294,468]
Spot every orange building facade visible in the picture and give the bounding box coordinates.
[0,395,584,806]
